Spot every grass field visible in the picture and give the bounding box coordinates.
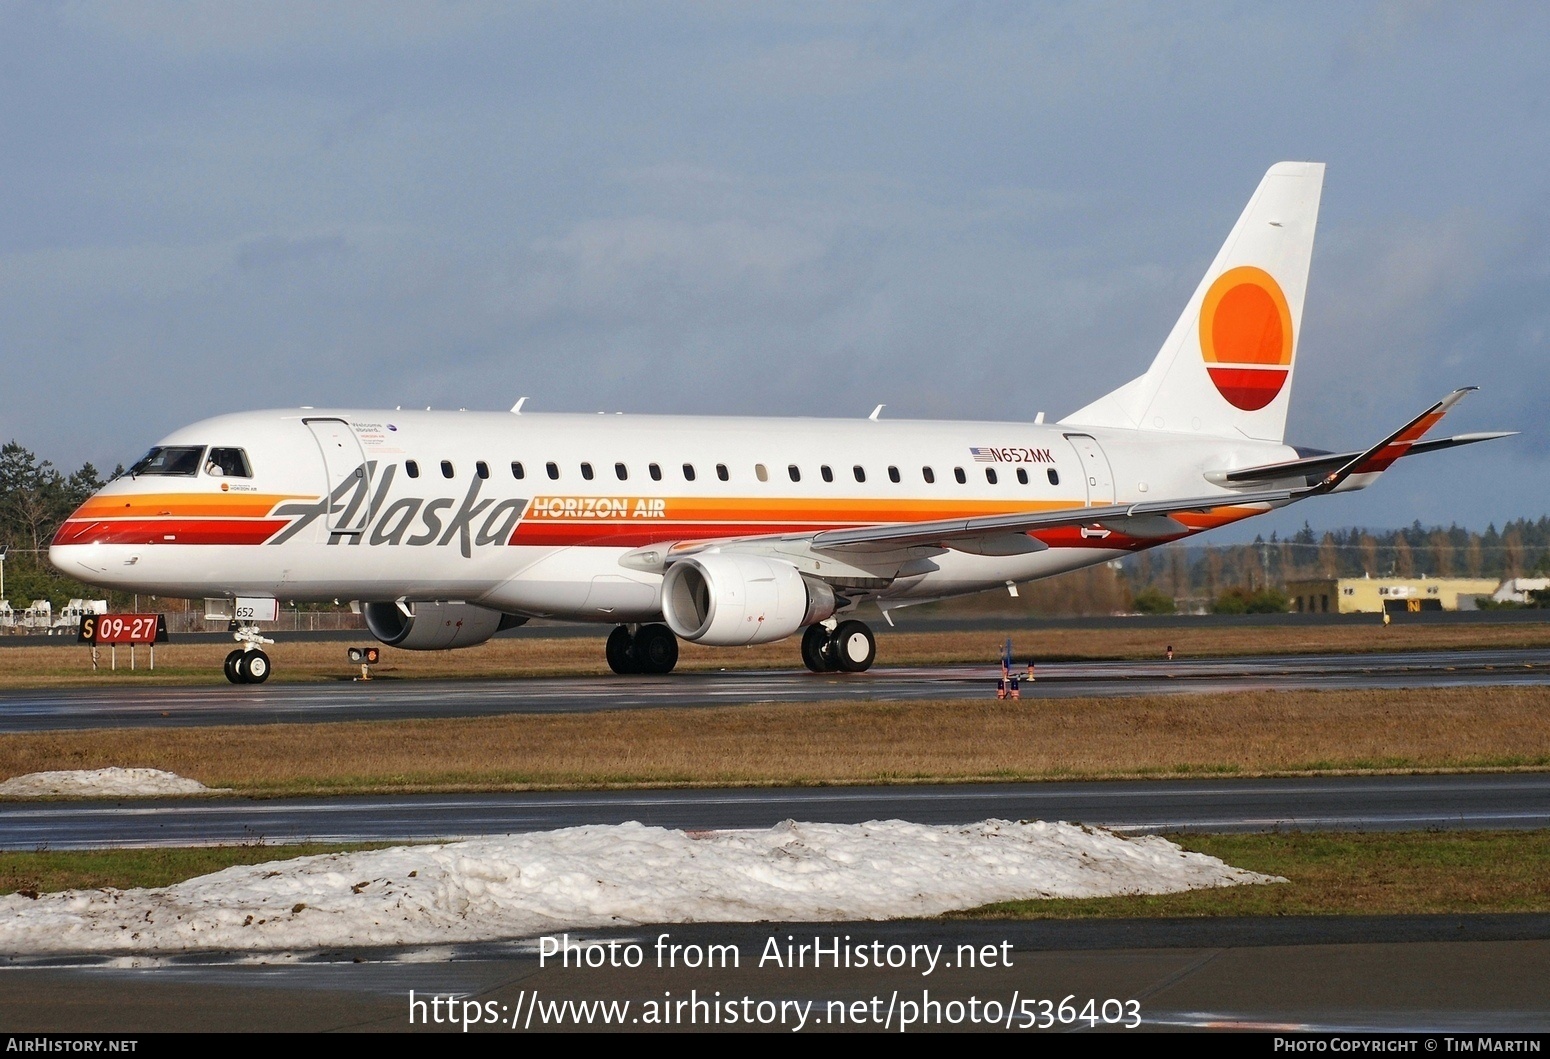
[3,686,1546,795]
[954,831,1550,919]
[4,832,1545,919]
[1,620,1548,687]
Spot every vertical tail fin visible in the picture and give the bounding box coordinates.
[1062,161,1325,442]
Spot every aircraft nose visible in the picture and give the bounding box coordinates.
[49,541,110,578]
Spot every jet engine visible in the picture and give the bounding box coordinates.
[660,553,836,646]
[361,601,526,651]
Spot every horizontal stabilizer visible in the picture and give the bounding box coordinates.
[1209,430,1517,486]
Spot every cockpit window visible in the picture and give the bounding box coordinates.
[129,446,205,477]
[205,448,253,478]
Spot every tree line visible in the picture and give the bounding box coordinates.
[1122,519,1550,612]
[0,442,115,609]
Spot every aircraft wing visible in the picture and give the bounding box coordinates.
[801,488,1297,550]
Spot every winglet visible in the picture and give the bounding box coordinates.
[1313,387,1477,495]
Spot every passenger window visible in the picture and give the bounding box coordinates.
[406,460,420,479]
[476,461,489,480]
[615,462,628,481]
[853,466,866,483]
[511,461,525,479]
[788,465,800,482]
[441,460,454,478]
[1047,468,1060,486]
[922,466,935,484]
[683,463,697,482]
[581,462,595,481]
[1016,468,1028,485]
[755,463,768,482]
[954,467,966,484]
[546,462,560,480]
[985,468,998,484]
[205,448,253,478]
[649,463,662,481]
[887,466,900,483]
[716,464,729,481]
[821,465,833,483]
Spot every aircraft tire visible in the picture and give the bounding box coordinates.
[634,623,679,674]
[831,620,876,673]
[800,624,833,673]
[239,649,271,684]
[223,649,247,684]
[605,625,640,674]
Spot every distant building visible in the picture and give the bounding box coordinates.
[1492,578,1550,604]
[1285,575,1501,615]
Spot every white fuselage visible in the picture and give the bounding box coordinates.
[50,408,1293,623]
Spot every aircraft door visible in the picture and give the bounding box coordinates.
[304,418,373,534]
[1062,433,1115,507]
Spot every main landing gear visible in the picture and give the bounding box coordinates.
[606,623,680,675]
[223,623,275,684]
[801,619,876,673]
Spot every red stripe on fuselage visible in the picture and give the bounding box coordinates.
[53,519,291,546]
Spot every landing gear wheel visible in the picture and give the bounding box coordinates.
[223,649,246,684]
[801,624,837,673]
[230,651,271,682]
[633,623,679,675]
[831,620,876,673]
[605,625,640,674]
[237,649,271,684]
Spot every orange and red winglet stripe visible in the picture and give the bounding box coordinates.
[1347,409,1446,475]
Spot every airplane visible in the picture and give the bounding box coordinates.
[49,161,1513,683]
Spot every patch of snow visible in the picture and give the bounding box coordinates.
[0,768,225,797]
[0,819,1282,954]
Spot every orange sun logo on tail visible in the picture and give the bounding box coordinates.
[1199,266,1294,411]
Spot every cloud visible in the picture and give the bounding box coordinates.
[2,3,1548,535]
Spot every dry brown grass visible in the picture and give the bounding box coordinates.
[2,620,1548,687]
[7,834,1547,918]
[955,831,1550,918]
[2,686,1545,795]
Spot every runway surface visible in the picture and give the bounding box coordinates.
[6,916,1549,1033]
[6,773,1548,850]
[2,647,1547,733]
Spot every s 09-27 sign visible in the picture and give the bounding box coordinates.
[78,614,169,645]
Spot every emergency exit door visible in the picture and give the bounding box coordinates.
[1063,433,1115,507]
[304,418,373,534]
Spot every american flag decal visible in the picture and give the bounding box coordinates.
[970,447,998,463]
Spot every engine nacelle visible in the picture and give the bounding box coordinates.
[361,601,525,651]
[661,553,836,646]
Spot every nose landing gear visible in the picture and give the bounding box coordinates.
[223,623,275,684]
[605,623,680,675]
[802,619,876,673]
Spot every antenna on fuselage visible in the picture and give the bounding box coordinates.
[511,397,527,414]
[869,404,885,421]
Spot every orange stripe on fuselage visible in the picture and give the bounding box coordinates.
[68,493,309,520]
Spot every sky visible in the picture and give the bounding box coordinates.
[2,1,1546,539]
